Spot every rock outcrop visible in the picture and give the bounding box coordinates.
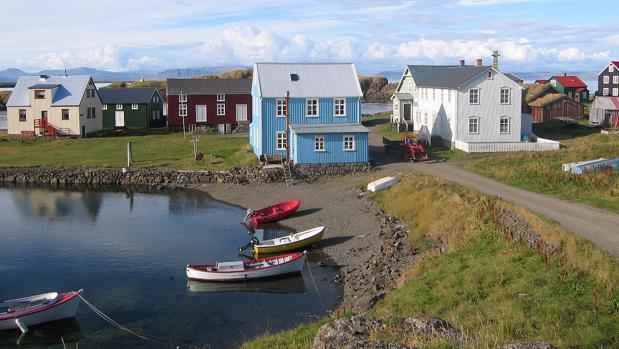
[359,76,397,103]
[501,343,560,349]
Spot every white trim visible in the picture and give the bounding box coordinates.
[343,134,355,151]
[131,104,138,110]
[179,94,187,103]
[276,131,287,150]
[116,104,123,110]
[500,87,511,104]
[276,98,286,117]
[603,76,610,84]
[468,116,479,134]
[613,88,619,97]
[102,105,107,110]
[179,104,188,117]
[314,135,325,152]
[217,93,225,102]
[195,105,206,122]
[333,98,346,117]
[613,76,619,84]
[306,98,319,117]
[603,88,609,96]
[499,116,510,134]
[217,103,225,116]
[469,88,480,105]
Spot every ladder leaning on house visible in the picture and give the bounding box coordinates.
[281,158,293,186]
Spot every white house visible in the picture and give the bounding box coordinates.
[392,52,559,153]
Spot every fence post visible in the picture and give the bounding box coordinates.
[127,142,132,168]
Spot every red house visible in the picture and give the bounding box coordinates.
[166,79,252,133]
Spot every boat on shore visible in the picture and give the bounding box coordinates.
[253,226,325,255]
[0,290,82,333]
[242,200,301,229]
[186,252,306,282]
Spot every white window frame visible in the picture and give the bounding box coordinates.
[468,117,479,134]
[603,88,609,96]
[276,131,287,150]
[116,104,123,110]
[499,116,510,134]
[487,71,493,79]
[614,76,619,84]
[469,88,480,105]
[604,76,610,84]
[306,98,319,117]
[102,105,107,110]
[333,98,346,117]
[614,88,619,97]
[217,103,225,116]
[314,135,325,152]
[610,65,615,73]
[343,135,355,151]
[276,98,287,117]
[179,94,187,103]
[131,104,138,110]
[179,104,187,117]
[500,88,511,104]
[217,94,225,102]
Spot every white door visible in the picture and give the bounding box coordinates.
[196,105,207,122]
[115,111,125,127]
[236,104,247,121]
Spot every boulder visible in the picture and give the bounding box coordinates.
[401,317,467,342]
[343,340,416,349]
[313,316,382,349]
[501,343,560,349]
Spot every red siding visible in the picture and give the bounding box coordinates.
[531,99,583,123]
[167,93,252,126]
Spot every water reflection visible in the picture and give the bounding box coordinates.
[187,274,307,294]
[0,319,82,347]
[10,188,103,222]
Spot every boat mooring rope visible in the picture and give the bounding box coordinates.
[304,253,328,310]
[77,294,182,349]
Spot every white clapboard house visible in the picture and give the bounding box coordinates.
[391,52,559,153]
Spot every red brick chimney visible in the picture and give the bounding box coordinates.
[476,59,483,67]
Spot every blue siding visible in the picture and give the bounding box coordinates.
[260,98,287,156]
[289,97,359,124]
[292,132,368,164]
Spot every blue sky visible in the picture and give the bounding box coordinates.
[0,0,616,73]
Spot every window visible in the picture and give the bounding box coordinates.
[19,109,26,122]
[610,65,615,73]
[469,88,480,104]
[131,104,138,110]
[500,88,511,104]
[614,76,619,84]
[34,90,45,99]
[276,98,287,117]
[153,96,158,103]
[276,132,287,150]
[86,107,96,119]
[217,103,225,116]
[604,76,610,84]
[116,104,123,110]
[102,105,107,110]
[468,117,479,134]
[499,116,510,134]
[87,108,91,119]
[603,88,609,96]
[550,80,556,86]
[86,89,91,98]
[343,135,355,151]
[179,104,187,116]
[62,109,69,120]
[179,94,187,103]
[306,98,318,117]
[614,88,619,96]
[217,94,225,102]
[334,98,346,116]
[89,89,95,98]
[487,71,493,79]
[314,136,325,151]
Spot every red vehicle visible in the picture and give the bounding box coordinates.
[383,135,428,161]
[241,200,302,229]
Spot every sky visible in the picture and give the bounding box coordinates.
[0,0,616,74]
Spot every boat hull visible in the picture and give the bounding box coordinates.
[253,228,324,255]
[0,291,81,332]
[186,253,306,282]
[246,200,301,229]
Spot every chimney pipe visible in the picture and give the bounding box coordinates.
[564,73,567,77]
[459,59,465,67]
[476,59,483,68]
[492,50,500,70]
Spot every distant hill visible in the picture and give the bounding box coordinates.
[359,76,396,103]
[193,69,253,80]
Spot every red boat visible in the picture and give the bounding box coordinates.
[241,200,301,229]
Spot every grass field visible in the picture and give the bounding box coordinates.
[242,174,618,349]
[0,130,257,170]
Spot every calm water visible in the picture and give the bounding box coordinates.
[0,186,339,349]
[361,102,391,115]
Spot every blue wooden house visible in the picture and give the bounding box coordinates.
[250,63,369,164]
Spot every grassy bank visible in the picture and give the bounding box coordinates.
[0,130,256,170]
[242,173,618,348]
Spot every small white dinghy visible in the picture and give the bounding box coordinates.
[186,252,306,282]
[0,290,82,333]
[367,176,400,192]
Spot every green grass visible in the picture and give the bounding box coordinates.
[240,317,331,349]
[0,130,257,170]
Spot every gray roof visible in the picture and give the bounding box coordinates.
[28,84,60,89]
[166,78,251,95]
[407,65,491,89]
[393,92,413,100]
[7,75,93,107]
[290,123,369,134]
[505,73,524,83]
[99,88,158,104]
[255,63,363,98]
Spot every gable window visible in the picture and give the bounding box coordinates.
[19,109,26,122]
[603,88,609,96]
[179,94,187,103]
[153,96,159,103]
[469,88,480,104]
[86,89,91,98]
[34,90,45,99]
[102,105,107,110]
[131,104,138,110]
[179,104,187,116]
[276,98,287,117]
[614,76,619,84]
[314,136,325,152]
[343,135,355,151]
[500,88,511,104]
[334,98,346,116]
[487,71,493,79]
[610,65,615,73]
[306,98,319,117]
[62,109,69,120]
[499,116,510,134]
[604,76,609,84]
[468,117,479,134]
[217,104,225,116]
[217,94,225,102]
[116,104,123,110]
[614,88,619,96]
[276,131,287,150]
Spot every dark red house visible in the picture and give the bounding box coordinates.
[166,79,252,133]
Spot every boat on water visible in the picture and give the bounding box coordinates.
[0,290,82,333]
[253,226,325,255]
[186,274,306,294]
[186,252,306,282]
[242,200,301,229]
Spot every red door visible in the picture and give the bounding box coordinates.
[41,111,48,125]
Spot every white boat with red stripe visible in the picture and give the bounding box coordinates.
[186,252,306,282]
[0,290,82,333]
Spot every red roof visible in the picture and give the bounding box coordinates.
[612,61,619,68]
[576,87,586,92]
[535,79,548,84]
[552,75,587,88]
